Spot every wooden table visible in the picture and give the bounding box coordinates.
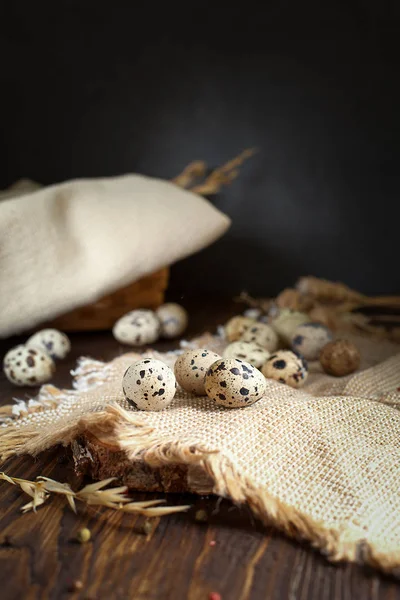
[1,301,399,600]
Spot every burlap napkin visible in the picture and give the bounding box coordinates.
[0,175,230,337]
[1,332,400,576]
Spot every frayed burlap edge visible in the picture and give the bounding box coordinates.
[2,347,400,576]
[1,399,399,576]
[106,403,400,576]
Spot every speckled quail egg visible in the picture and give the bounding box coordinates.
[156,303,188,339]
[224,316,255,342]
[174,348,221,395]
[269,309,311,345]
[122,358,176,411]
[113,309,160,346]
[291,322,333,361]
[205,358,266,408]
[223,341,270,369]
[240,323,279,352]
[26,328,71,360]
[3,345,55,386]
[262,350,308,388]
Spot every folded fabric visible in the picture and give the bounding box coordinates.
[0,175,230,337]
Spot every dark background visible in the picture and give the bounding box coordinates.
[1,0,399,297]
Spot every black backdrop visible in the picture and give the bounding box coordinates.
[1,1,399,297]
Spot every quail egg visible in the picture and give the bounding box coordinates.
[205,358,266,408]
[291,322,333,361]
[113,309,160,346]
[262,350,308,388]
[156,303,188,338]
[223,341,270,369]
[240,322,279,352]
[26,328,71,360]
[174,348,221,395]
[269,309,311,345]
[224,316,255,342]
[122,358,176,410]
[3,345,55,386]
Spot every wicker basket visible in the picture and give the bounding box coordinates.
[47,268,169,332]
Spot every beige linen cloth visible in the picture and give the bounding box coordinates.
[0,176,230,337]
[1,331,400,576]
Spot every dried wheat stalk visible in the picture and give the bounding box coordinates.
[0,472,190,516]
[189,148,257,196]
[171,160,207,188]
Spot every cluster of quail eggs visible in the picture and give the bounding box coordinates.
[122,307,335,412]
[222,306,360,386]
[3,329,71,387]
[112,303,188,346]
[122,347,267,411]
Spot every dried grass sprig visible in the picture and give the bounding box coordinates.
[171,160,208,188]
[190,148,257,196]
[0,472,190,517]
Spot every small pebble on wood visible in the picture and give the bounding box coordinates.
[319,339,360,376]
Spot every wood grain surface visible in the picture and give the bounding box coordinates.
[0,300,399,600]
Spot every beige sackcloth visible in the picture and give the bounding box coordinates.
[0,176,230,337]
[1,331,400,575]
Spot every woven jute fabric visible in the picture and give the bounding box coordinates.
[1,332,400,575]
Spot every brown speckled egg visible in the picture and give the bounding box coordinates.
[156,303,188,339]
[319,339,360,376]
[291,322,333,361]
[3,345,55,386]
[262,350,308,388]
[224,316,255,342]
[240,323,279,352]
[113,309,160,346]
[26,328,71,360]
[122,358,176,411]
[174,348,221,395]
[223,341,270,369]
[205,358,266,408]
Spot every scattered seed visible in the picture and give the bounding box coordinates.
[195,509,208,523]
[141,519,155,536]
[209,540,216,547]
[209,593,221,600]
[76,528,91,543]
[68,580,83,592]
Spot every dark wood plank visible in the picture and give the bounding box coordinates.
[1,300,400,599]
